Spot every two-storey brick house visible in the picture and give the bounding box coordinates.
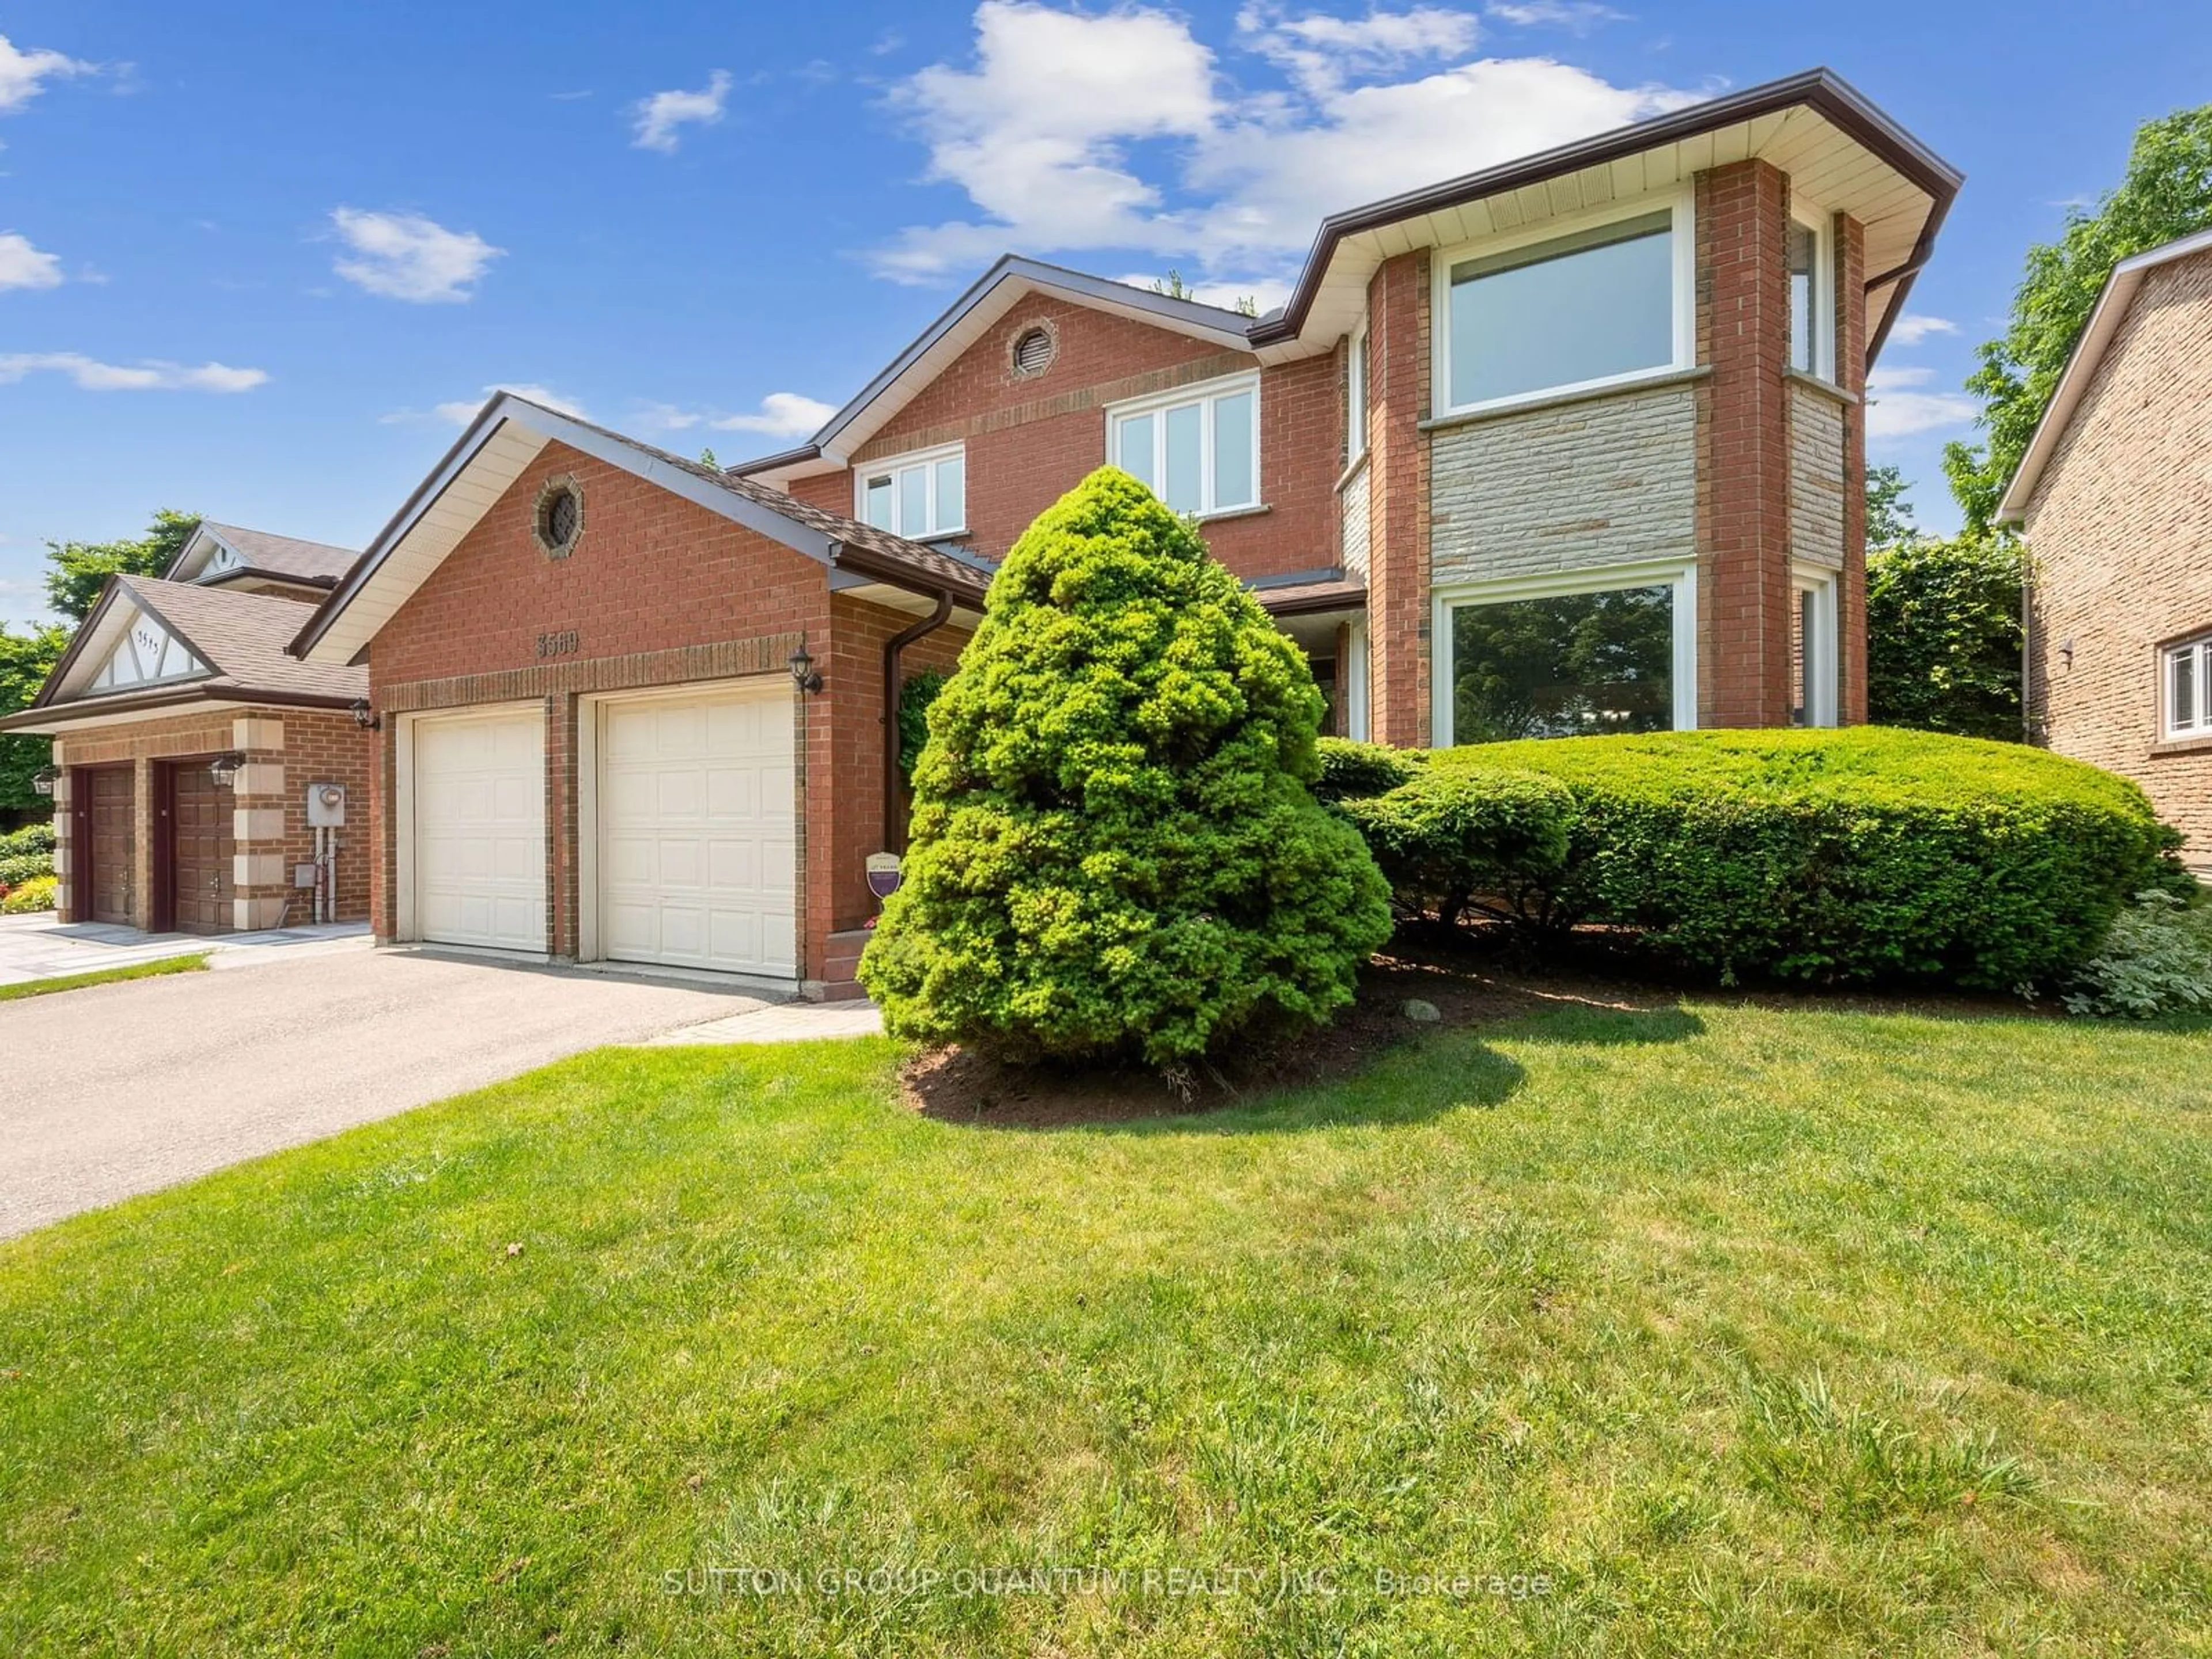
[279,67,1957,997]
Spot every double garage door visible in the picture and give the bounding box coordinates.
[410,684,795,977]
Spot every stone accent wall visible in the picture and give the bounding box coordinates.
[1428,383,1697,588]
[1340,459,1370,581]
[1787,380,1847,570]
[2021,247,2212,865]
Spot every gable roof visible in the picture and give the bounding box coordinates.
[0,575,366,733]
[290,393,995,666]
[1995,225,2212,525]
[736,67,1961,486]
[169,521,359,589]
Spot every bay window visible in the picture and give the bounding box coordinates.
[1434,563,1696,745]
[858,444,965,539]
[1108,375,1260,517]
[2165,632,2212,739]
[1435,196,1690,416]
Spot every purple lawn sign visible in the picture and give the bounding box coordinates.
[866,853,903,902]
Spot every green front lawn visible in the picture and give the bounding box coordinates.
[0,953,209,1002]
[3,1001,2209,1656]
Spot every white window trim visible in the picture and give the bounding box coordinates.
[855,441,967,540]
[1430,188,1696,423]
[2163,633,2212,740]
[1347,324,1369,464]
[1104,370,1263,519]
[1790,196,1836,385]
[1345,618,1370,742]
[1791,561,1840,728]
[1431,559,1699,747]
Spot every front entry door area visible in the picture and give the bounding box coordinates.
[160,760,237,934]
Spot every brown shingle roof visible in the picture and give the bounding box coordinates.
[114,575,366,702]
[192,521,359,586]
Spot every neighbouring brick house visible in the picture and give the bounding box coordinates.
[1998,226,2212,868]
[285,67,1957,998]
[1,524,372,932]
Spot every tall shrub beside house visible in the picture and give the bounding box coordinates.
[860,468,1392,1065]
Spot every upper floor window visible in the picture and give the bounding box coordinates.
[1107,374,1259,517]
[2165,632,2212,740]
[1347,326,1369,463]
[1789,209,1834,379]
[858,444,965,539]
[1435,196,1690,416]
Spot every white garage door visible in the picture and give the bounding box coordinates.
[597,683,796,978]
[412,709,546,952]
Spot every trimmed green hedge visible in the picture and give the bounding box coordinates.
[1338,768,1573,927]
[1348,728,2186,988]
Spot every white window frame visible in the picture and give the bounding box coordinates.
[855,441,966,540]
[2163,632,2212,740]
[1346,324,1369,464]
[1431,559,1699,747]
[1430,188,1696,422]
[1789,198,1836,384]
[1345,618,1370,742]
[1791,562,1840,728]
[1104,370,1263,519]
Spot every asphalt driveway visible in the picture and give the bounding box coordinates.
[0,948,776,1239]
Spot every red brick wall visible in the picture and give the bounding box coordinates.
[783,293,1340,581]
[1836,213,1870,724]
[363,437,941,982]
[1365,250,1432,747]
[1696,159,1795,727]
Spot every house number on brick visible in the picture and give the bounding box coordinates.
[536,629,580,660]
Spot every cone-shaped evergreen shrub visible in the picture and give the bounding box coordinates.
[859,468,1392,1065]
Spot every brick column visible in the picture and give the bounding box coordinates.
[1835,213,1870,724]
[547,691,578,959]
[1696,160,1794,727]
[230,717,293,930]
[1365,251,1432,747]
[50,762,75,921]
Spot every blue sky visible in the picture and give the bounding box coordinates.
[1,0,2207,628]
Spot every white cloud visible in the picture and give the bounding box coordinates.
[0,33,94,115]
[713,392,838,436]
[410,382,590,426]
[0,352,267,392]
[0,230,62,290]
[1865,365,1978,441]
[1484,0,1626,32]
[872,1,1698,286]
[329,208,503,303]
[632,70,731,153]
[1885,312,1958,348]
[1111,272,1291,315]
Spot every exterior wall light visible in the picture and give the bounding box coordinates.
[29,765,58,797]
[788,643,824,695]
[209,752,247,790]
[350,696,381,731]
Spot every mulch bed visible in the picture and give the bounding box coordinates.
[899,929,2065,1128]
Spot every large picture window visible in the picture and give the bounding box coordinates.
[2165,632,2212,739]
[1108,376,1260,517]
[1438,203,1684,415]
[858,444,965,539]
[1436,565,1695,744]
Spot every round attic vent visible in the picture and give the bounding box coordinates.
[533,477,583,559]
[1010,323,1058,378]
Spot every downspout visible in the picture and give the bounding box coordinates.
[883,590,955,852]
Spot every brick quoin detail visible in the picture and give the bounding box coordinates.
[1697,159,1796,728]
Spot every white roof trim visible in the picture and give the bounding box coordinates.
[295,393,850,666]
[48,588,213,705]
[1997,225,2212,525]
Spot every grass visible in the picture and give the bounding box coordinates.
[2,1001,2209,1656]
[0,953,209,1002]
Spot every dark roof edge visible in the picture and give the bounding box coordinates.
[0,683,357,733]
[1248,67,1964,348]
[730,255,1258,476]
[26,578,128,710]
[830,539,991,607]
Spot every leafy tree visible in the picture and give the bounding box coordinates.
[1866,535,2024,740]
[44,509,200,622]
[860,467,1392,1066]
[1944,105,2212,532]
[698,446,720,469]
[1865,463,1920,550]
[0,621,68,817]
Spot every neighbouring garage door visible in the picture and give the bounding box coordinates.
[87,767,134,926]
[167,762,236,935]
[412,708,546,952]
[597,683,796,978]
